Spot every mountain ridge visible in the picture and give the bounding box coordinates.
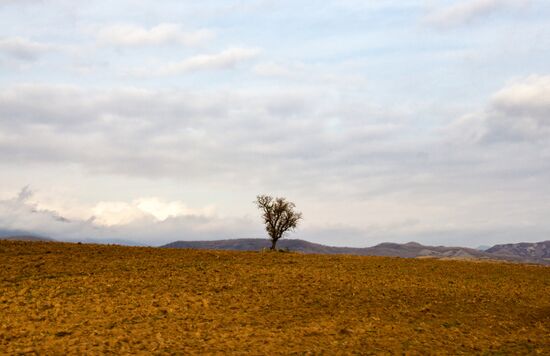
[486,241,550,260]
[162,238,550,265]
[0,235,55,242]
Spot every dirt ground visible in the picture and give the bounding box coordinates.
[1,240,549,354]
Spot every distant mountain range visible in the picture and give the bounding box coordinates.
[2,232,548,265]
[0,235,55,242]
[162,239,550,265]
[0,233,143,246]
[486,241,550,261]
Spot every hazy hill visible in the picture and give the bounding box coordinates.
[162,239,359,254]
[0,235,54,242]
[162,239,549,264]
[362,242,487,259]
[64,238,145,246]
[486,241,550,261]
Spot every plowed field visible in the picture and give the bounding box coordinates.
[1,240,549,354]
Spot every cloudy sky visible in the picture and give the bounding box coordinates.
[1,0,549,247]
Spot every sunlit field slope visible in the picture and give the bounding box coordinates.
[1,241,549,354]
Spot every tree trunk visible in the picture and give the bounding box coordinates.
[270,238,278,250]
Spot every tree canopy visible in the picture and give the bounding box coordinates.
[255,195,302,250]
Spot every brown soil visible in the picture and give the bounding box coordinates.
[1,240,549,354]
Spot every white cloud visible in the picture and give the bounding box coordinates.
[135,198,190,221]
[449,74,550,143]
[96,23,214,47]
[0,37,51,61]
[491,75,550,115]
[91,197,216,226]
[160,47,261,74]
[425,0,529,28]
[91,201,144,226]
[0,188,75,237]
[0,187,248,245]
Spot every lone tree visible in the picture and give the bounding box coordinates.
[255,195,302,250]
